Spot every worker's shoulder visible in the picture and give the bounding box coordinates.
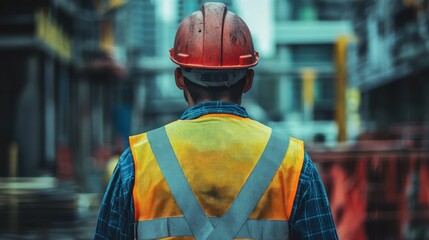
[129,121,179,146]
[129,131,149,146]
[289,136,304,147]
[270,128,304,148]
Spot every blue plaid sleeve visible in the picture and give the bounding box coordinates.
[95,147,135,240]
[289,152,339,239]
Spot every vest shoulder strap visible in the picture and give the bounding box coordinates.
[147,127,214,240]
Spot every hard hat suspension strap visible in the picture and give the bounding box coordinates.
[181,67,247,87]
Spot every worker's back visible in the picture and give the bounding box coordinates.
[130,114,304,239]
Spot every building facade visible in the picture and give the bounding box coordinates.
[348,0,429,134]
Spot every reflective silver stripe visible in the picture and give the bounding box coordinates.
[206,129,290,239]
[147,127,214,240]
[136,217,289,240]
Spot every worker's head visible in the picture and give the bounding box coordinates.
[170,2,258,105]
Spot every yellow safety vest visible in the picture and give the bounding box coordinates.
[130,114,304,240]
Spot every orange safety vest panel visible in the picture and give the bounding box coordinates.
[130,114,304,239]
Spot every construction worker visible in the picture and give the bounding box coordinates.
[95,2,338,239]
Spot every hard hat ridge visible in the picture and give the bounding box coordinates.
[200,2,227,68]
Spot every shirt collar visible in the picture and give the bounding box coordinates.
[180,101,250,120]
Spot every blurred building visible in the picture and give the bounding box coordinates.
[346,2,429,237]
[0,0,79,178]
[348,0,429,138]
[308,1,429,239]
[0,0,124,235]
[255,0,354,143]
[0,0,129,192]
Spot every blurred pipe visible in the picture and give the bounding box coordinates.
[335,36,350,142]
[44,57,56,168]
[301,68,316,122]
[101,19,114,53]
[8,142,18,177]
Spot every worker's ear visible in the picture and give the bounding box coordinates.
[175,68,186,90]
[242,69,254,93]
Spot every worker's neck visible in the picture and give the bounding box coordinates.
[187,97,241,107]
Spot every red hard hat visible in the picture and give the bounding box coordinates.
[170,2,259,70]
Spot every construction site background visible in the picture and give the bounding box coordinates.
[0,0,428,239]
